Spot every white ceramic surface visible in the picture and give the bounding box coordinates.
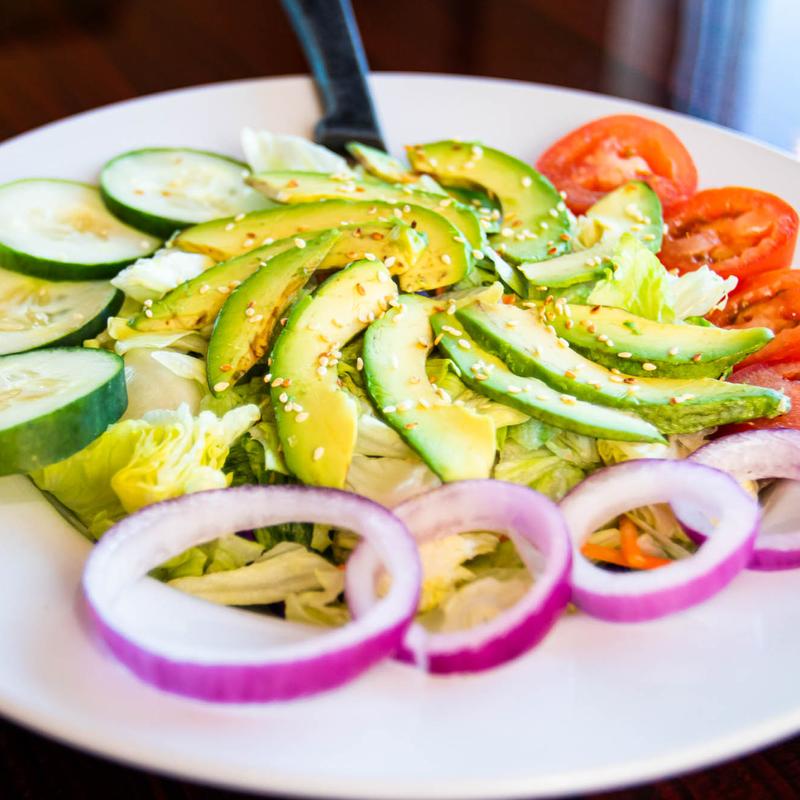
[2,74,800,800]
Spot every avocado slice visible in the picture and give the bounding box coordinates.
[547,302,774,378]
[270,259,399,488]
[431,312,664,443]
[246,171,486,250]
[456,302,788,434]
[174,199,471,292]
[406,141,571,264]
[206,231,344,393]
[132,221,424,333]
[516,182,663,292]
[578,181,663,252]
[363,295,496,481]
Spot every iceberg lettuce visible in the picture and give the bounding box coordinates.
[587,234,737,322]
[111,249,213,304]
[32,403,259,538]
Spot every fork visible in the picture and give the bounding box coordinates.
[281,0,387,155]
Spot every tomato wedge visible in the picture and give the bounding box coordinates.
[662,188,798,281]
[536,115,697,214]
[710,269,800,367]
[724,361,800,432]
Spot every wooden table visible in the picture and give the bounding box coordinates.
[2,1,799,797]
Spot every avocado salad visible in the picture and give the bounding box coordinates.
[0,127,790,634]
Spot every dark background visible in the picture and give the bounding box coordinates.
[2,1,800,798]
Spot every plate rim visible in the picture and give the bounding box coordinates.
[2,73,800,800]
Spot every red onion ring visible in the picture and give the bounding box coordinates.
[346,480,572,674]
[82,486,421,703]
[679,429,800,570]
[560,460,759,622]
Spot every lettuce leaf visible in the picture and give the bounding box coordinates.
[111,249,213,303]
[151,534,265,581]
[241,128,349,174]
[587,234,737,322]
[169,540,345,623]
[32,404,259,538]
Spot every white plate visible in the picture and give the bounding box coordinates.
[2,74,800,800]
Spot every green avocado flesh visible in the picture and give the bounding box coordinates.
[173,199,471,291]
[456,302,788,434]
[245,171,485,250]
[578,181,663,252]
[547,302,773,378]
[431,312,663,443]
[363,296,496,481]
[132,221,424,333]
[206,232,340,393]
[271,259,399,488]
[406,140,571,264]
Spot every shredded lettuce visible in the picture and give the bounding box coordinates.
[110,249,213,303]
[242,127,349,174]
[32,404,259,538]
[169,540,345,624]
[587,234,737,322]
[122,348,205,419]
[107,316,208,357]
[152,534,265,581]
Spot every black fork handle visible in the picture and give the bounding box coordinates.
[281,0,386,153]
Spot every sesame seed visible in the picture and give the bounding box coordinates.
[692,353,702,362]
[418,398,431,409]
[364,252,377,262]
[278,391,289,403]
[356,283,366,296]
[397,399,413,412]
[507,385,522,394]
[293,238,306,249]
[540,221,549,230]
[217,286,230,294]
[560,394,577,405]
[199,284,210,294]
[472,249,484,260]
[548,208,559,218]
[272,377,283,387]
[535,393,549,401]
[501,227,515,237]
[404,422,418,430]
[219,363,232,373]
[224,222,235,231]
[295,412,310,423]
[458,339,472,349]
[609,375,625,384]
[383,257,396,268]
[144,309,153,318]
[589,381,603,390]
[316,366,327,377]
[313,447,325,461]
[642,233,656,241]
[564,369,577,379]
[505,320,518,328]
[356,357,364,371]
[263,373,272,384]
[280,317,288,326]
[438,198,453,208]
[262,237,274,245]
[521,176,532,188]
[474,373,489,381]
[642,363,658,371]
[442,325,462,336]
[213,381,229,392]
[618,351,632,359]
[245,307,256,317]
[668,346,679,356]
[441,253,452,265]
[143,298,153,307]
[382,405,397,414]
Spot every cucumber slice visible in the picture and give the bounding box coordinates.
[0,348,127,474]
[0,268,122,355]
[100,148,274,239]
[0,179,161,280]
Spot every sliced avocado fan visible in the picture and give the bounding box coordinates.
[363,295,496,481]
[457,302,788,434]
[270,258,399,488]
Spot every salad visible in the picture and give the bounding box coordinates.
[1,114,799,702]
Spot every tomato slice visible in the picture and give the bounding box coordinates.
[724,361,800,432]
[710,269,800,367]
[536,115,698,214]
[661,188,798,281]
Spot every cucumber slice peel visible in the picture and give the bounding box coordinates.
[0,348,127,474]
[100,148,274,239]
[0,268,122,355]
[0,179,161,280]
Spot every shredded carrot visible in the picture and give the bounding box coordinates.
[619,516,671,569]
[580,543,629,568]
[502,294,517,304]
[581,516,672,570]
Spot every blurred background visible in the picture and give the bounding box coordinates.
[1,0,798,154]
